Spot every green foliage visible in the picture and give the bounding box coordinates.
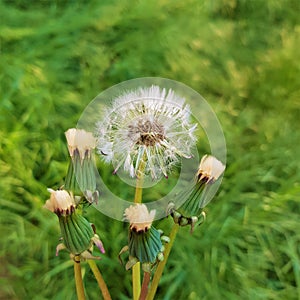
[1,0,299,299]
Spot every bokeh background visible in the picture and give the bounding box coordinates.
[1,0,300,299]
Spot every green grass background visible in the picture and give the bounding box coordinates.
[1,0,300,299]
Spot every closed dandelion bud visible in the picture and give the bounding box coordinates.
[44,189,105,257]
[64,128,98,203]
[170,155,225,230]
[124,204,162,265]
[179,155,225,216]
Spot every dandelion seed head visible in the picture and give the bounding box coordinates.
[95,85,197,179]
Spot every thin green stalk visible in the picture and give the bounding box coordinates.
[132,161,145,300]
[88,260,112,300]
[134,171,144,204]
[74,255,86,300]
[132,263,141,300]
[146,223,180,300]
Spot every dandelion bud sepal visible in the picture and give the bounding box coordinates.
[176,182,206,218]
[64,152,98,202]
[167,177,206,231]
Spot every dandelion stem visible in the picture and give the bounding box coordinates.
[134,185,143,204]
[74,255,86,300]
[88,260,112,300]
[146,223,180,300]
[134,166,144,204]
[132,160,146,300]
[132,263,141,300]
[139,271,151,300]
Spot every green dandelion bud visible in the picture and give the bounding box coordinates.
[124,204,162,266]
[44,189,105,258]
[169,155,225,231]
[64,128,98,203]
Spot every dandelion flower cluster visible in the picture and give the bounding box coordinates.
[95,85,197,179]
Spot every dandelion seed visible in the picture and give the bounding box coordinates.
[95,85,197,179]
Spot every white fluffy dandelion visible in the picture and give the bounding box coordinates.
[95,85,197,179]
